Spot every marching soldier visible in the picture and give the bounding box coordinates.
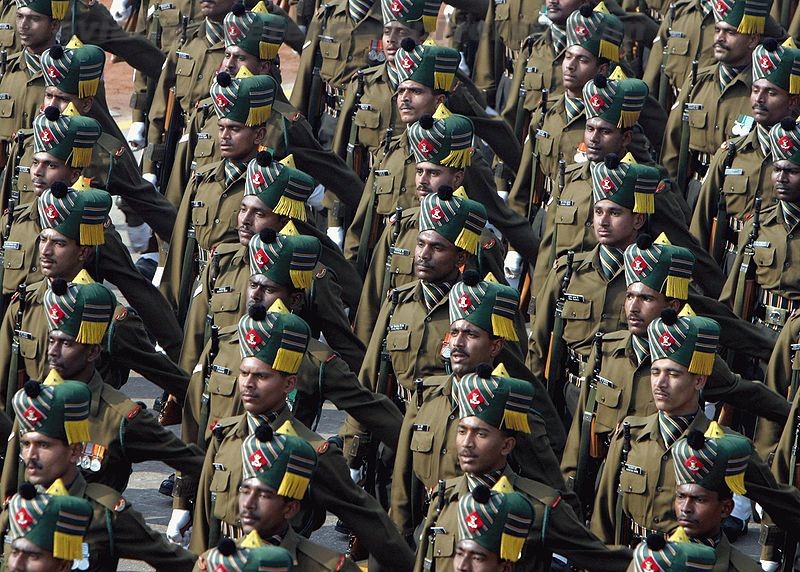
[0,276,203,499]
[412,364,634,571]
[591,311,800,546]
[195,541,297,572]
[194,428,360,571]
[188,306,415,571]
[691,38,800,267]
[670,434,761,570]
[0,378,196,570]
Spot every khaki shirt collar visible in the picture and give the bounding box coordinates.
[88,370,106,417]
[637,409,708,445]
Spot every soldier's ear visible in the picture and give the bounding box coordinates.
[451,169,465,189]
[288,291,304,311]
[86,343,102,364]
[253,126,267,146]
[68,168,81,186]
[78,96,93,115]
[283,498,301,521]
[598,61,610,77]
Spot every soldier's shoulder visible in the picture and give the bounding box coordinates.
[359,63,385,81]
[695,64,720,81]
[554,250,591,270]
[214,414,243,429]
[514,476,562,508]
[564,161,585,174]
[307,337,337,362]
[218,323,240,338]
[422,374,451,387]
[393,281,418,297]
[196,161,221,175]
[602,330,629,342]
[5,51,22,64]
[296,537,354,571]
[100,386,147,420]
[213,242,242,256]
[85,482,128,512]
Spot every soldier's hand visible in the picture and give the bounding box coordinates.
[143,173,159,193]
[127,223,152,253]
[327,226,344,250]
[504,250,523,280]
[167,509,191,544]
[308,184,326,210]
[110,0,132,22]
[759,561,779,571]
[126,122,146,150]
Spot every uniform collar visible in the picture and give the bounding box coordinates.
[638,408,708,444]
[88,370,105,417]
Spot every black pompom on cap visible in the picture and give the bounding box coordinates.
[256,150,272,167]
[50,181,69,199]
[216,71,232,88]
[604,153,620,170]
[248,303,267,321]
[472,484,491,503]
[419,114,434,130]
[593,73,608,89]
[636,233,653,250]
[218,537,237,556]
[23,380,41,398]
[475,362,493,379]
[781,116,797,131]
[254,423,273,442]
[259,228,277,244]
[18,482,37,500]
[232,2,247,15]
[43,106,60,122]
[48,45,64,59]
[645,533,666,551]
[763,37,778,51]
[437,185,454,200]
[51,277,68,296]
[579,3,594,16]
[687,429,705,450]
[461,268,481,286]
[660,308,678,326]
[400,37,416,51]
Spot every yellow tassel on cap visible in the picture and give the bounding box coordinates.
[71,147,92,168]
[737,14,765,34]
[259,41,280,61]
[268,299,291,314]
[241,530,266,548]
[80,223,105,246]
[72,269,94,284]
[65,35,83,48]
[46,478,69,496]
[452,186,468,198]
[273,196,307,222]
[290,269,313,289]
[433,103,452,119]
[279,154,295,168]
[441,148,474,168]
[73,176,92,191]
[252,0,268,12]
[688,350,714,376]
[633,191,654,215]
[246,104,272,127]
[273,347,303,374]
[679,303,696,316]
[280,220,299,235]
[75,320,108,345]
[64,418,90,445]
[78,78,100,99]
[53,531,84,561]
[276,419,299,436]
[62,102,81,117]
[790,73,800,96]
[277,473,310,499]
[704,421,725,439]
[608,67,628,80]
[43,369,64,386]
[454,228,480,255]
[665,275,689,300]
[725,473,747,495]
[422,14,437,33]
[599,40,620,63]
[500,533,525,563]
[618,110,641,129]
[433,70,454,91]
[503,410,530,433]
[492,314,519,342]
[668,526,692,543]
[484,272,499,283]
[51,0,69,19]
[492,363,509,377]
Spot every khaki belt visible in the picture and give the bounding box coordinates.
[757,290,800,330]
[220,520,243,540]
[629,520,660,546]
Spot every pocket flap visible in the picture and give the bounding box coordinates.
[195,136,215,159]
[495,2,510,19]
[4,248,24,270]
[667,36,690,56]
[753,246,775,267]
[619,468,647,494]
[410,430,434,453]
[210,291,241,313]
[20,336,38,360]
[724,174,748,195]
[0,98,13,119]
[688,109,707,129]
[562,298,592,320]
[524,70,544,91]
[210,371,237,397]
[320,40,341,60]
[210,468,230,492]
[596,382,621,408]
[390,250,414,276]
[354,107,380,129]
[432,532,455,557]
[374,174,395,195]
[555,204,577,224]
[192,205,209,226]
[175,57,195,77]
[538,134,553,156]
[387,328,410,351]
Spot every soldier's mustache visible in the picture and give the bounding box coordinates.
[26,460,44,470]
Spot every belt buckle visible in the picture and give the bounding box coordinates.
[766,305,788,327]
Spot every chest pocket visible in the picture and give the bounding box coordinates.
[319,40,341,80]
[595,383,623,430]
[4,248,24,270]
[175,56,196,97]
[555,203,577,225]
[666,36,690,56]
[524,69,544,92]
[19,336,38,360]
[192,204,209,226]
[495,2,510,20]
[159,5,180,27]
[354,107,382,150]
[0,97,13,119]
[195,136,215,159]
[619,467,647,494]
[374,173,397,214]
[724,174,749,195]
[432,532,455,558]
[687,109,708,150]
[390,250,414,276]
[537,133,553,157]
[753,246,775,268]
[0,24,14,48]
[209,370,237,397]
[387,329,410,351]
[209,468,232,520]
[410,430,434,479]
[211,290,241,315]
[562,298,592,320]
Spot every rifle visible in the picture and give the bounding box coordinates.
[575,331,603,510]
[345,70,366,179]
[356,125,394,279]
[547,157,567,275]
[5,282,26,417]
[710,142,737,266]
[527,89,549,224]
[177,225,197,326]
[0,49,7,77]
[614,421,632,546]
[197,323,220,449]
[380,207,403,300]
[732,196,761,321]
[421,479,447,572]
[0,130,28,315]
[676,61,699,196]
[657,5,675,110]
[782,409,800,567]
[156,84,181,192]
[790,337,800,402]
[545,250,574,410]
[512,37,534,143]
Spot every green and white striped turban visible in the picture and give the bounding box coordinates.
[381,0,440,32]
[238,304,310,374]
[211,69,277,126]
[41,39,104,98]
[752,38,800,94]
[419,186,487,254]
[225,2,287,60]
[408,105,474,168]
[566,3,624,62]
[672,421,751,495]
[248,228,320,290]
[590,153,659,214]
[583,74,648,129]
[453,363,534,433]
[245,152,315,222]
[12,379,91,445]
[44,273,116,345]
[38,181,112,246]
[394,38,460,91]
[204,536,294,571]
[631,533,716,572]
[33,105,101,168]
[449,270,519,341]
[624,234,695,300]
[647,310,720,376]
[769,116,800,165]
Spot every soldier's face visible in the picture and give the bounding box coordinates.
[650,358,706,416]
[247,274,298,312]
[415,162,464,199]
[674,484,732,539]
[43,87,92,116]
[449,319,503,377]
[751,79,793,127]
[15,8,58,53]
[19,431,81,489]
[38,228,90,281]
[584,117,631,162]
[562,46,603,97]
[625,282,675,337]
[238,477,299,538]
[200,0,237,20]
[592,200,644,249]
[415,230,466,282]
[218,119,264,161]
[713,23,758,66]
[454,540,510,572]
[238,356,296,414]
[397,80,445,124]
[383,22,423,64]
[456,416,514,475]
[30,153,79,197]
[8,538,70,572]
[547,0,585,25]
[221,46,265,78]
[772,159,800,203]
[238,195,286,246]
[47,330,100,381]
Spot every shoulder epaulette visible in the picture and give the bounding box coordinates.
[603,330,628,341]
[213,242,242,256]
[297,538,350,569]
[422,374,451,387]
[554,250,591,271]
[218,323,240,337]
[85,482,126,512]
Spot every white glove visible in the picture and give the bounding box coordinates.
[127,223,152,253]
[126,121,146,150]
[166,509,191,544]
[504,251,523,280]
[497,190,509,203]
[308,183,326,210]
[326,226,344,250]
[110,0,132,22]
[760,561,779,572]
[142,172,159,192]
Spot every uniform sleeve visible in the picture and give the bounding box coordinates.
[507,119,537,218]
[265,2,305,53]
[289,13,323,116]
[389,398,420,536]
[160,173,197,310]
[471,0,497,107]
[770,376,800,484]
[342,167,376,262]
[641,23,667,97]
[357,292,394,394]
[313,446,416,572]
[745,448,800,534]
[179,263,214,374]
[0,421,20,502]
[590,431,624,543]
[718,223,750,309]
[525,262,560,379]
[187,439,220,554]
[352,224,393,345]
[146,51,178,158]
[317,240,364,312]
[560,347,596,486]
[331,73,360,160]
[0,296,19,409]
[112,505,197,571]
[165,110,200,209]
[690,146,728,251]
[659,73,693,179]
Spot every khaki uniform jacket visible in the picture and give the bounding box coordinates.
[391,374,573,535]
[0,280,189,405]
[290,0,383,120]
[0,200,184,363]
[708,536,761,572]
[188,408,416,571]
[180,242,364,374]
[0,52,43,146]
[691,129,777,255]
[661,64,754,179]
[344,133,538,262]
[415,467,633,572]
[193,527,358,572]
[590,411,800,544]
[562,330,790,484]
[0,371,204,500]
[351,206,505,345]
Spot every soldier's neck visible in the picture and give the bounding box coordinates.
[47,271,80,284]
[257,522,291,544]
[25,45,50,56]
[54,465,80,491]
